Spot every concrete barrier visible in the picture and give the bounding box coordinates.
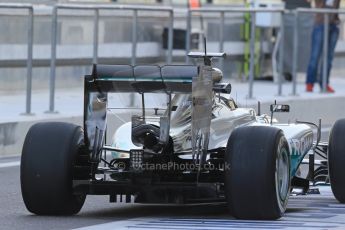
[0,116,82,157]
[255,96,345,127]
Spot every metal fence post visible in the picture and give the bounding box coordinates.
[47,6,58,113]
[24,7,34,115]
[167,10,173,64]
[130,9,138,107]
[291,10,299,96]
[93,9,99,64]
[248,11,256,99]
[131,10,138,66]
[185,10,191,64]
[322,13,329,93]
[277,11,284,96]
[219,11,225,71]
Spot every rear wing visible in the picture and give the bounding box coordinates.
[84,64,199,157]
[85,64,199,94]
[84,64,212,166]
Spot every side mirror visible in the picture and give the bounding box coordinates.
[270,104,290,113]
[213,83,231,94]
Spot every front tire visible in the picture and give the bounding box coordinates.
[21,122,86,215]
[329,119,345,203]
[225,126,290,220]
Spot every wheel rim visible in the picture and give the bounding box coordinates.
[275,138,290,210]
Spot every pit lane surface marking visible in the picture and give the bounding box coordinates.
[75,187,345,230]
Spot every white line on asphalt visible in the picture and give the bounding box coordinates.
[0,161,20,168]
[74,218,145,230]
[74,215,345,230]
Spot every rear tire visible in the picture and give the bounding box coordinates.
[225,126,290,220]
[329,119,345,203]
[21,122,86,215]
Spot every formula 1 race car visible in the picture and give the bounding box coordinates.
[21,52,345,220]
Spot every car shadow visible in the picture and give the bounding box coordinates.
[79,202,230,219]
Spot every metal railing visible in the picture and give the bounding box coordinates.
[48,4,174,113]
[2,4,345,114]
[292,8,345,95]
[185,7,286,99]
[0,3,34,115]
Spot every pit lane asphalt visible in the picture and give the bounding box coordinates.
[2,130,343,230]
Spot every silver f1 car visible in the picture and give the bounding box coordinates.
[21,52,345,220]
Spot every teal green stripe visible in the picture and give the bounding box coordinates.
[97,77,192,83]
[98,77,135,81]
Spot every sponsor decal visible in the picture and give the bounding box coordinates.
[289,133,313,156]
